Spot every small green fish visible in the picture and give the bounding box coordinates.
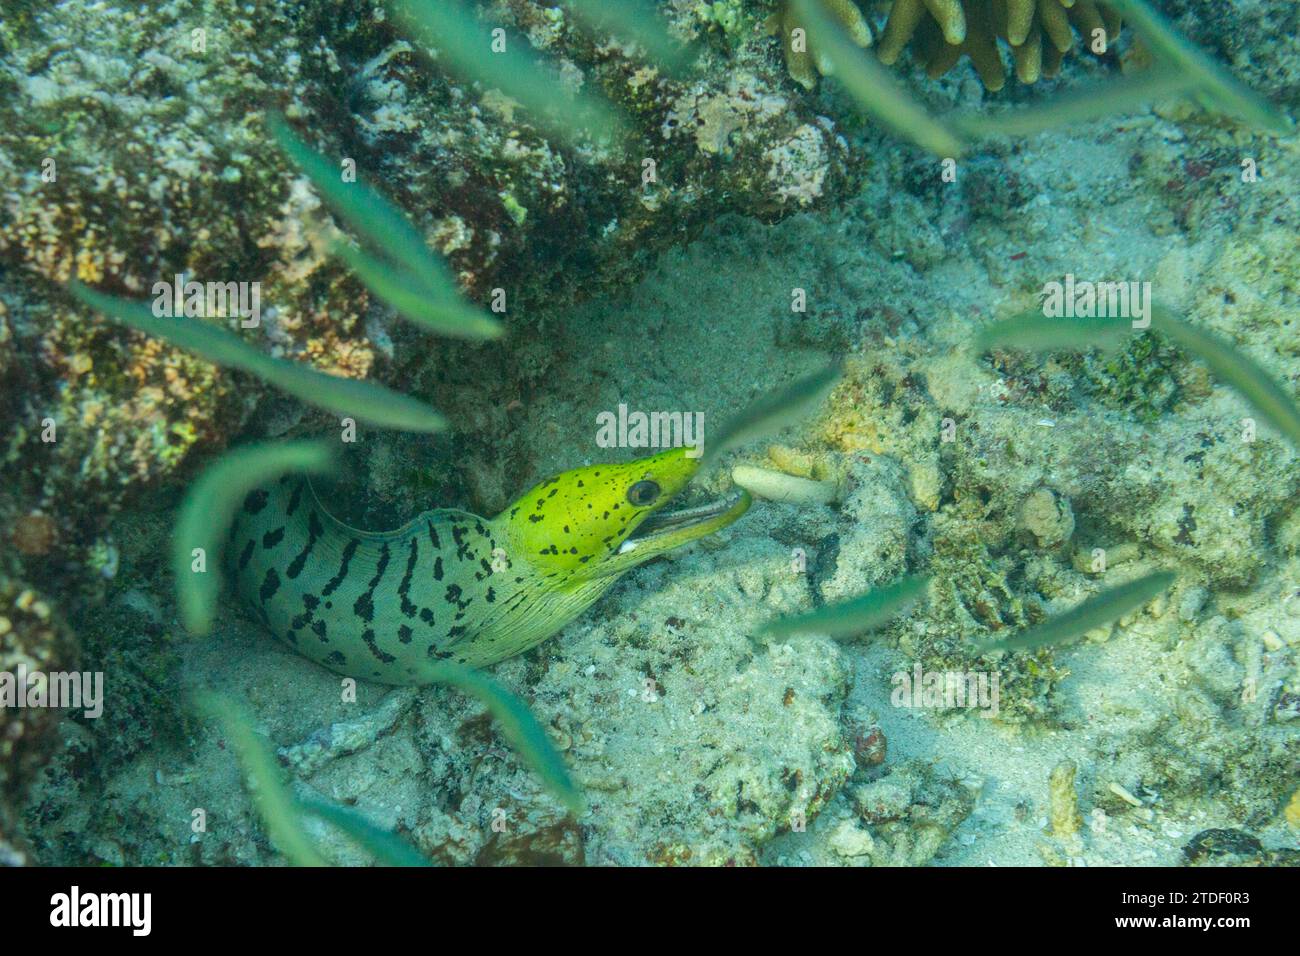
[267,116,501,341]
[70,282,447,433]
[702,360,843,468]
[761,574,931,640]
[973,308,1133,354]
[979,570,1176,654]
[566,0,694,76]
[390,0,625,141]
[1107,0,1293,135]
[953,68,1199,140]
[1151,305,1300,451]
[229,447,750,684]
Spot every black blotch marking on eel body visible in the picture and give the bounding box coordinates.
[238,539,255,570]
[243,489,269,514]
[485,587,496,603]
[259,567,281,603]
[321,538,360,597]
[419,607,436,625]
[398,537,419,618]
[312,619,328,642]
[433,556,444,581]
[286,510,324,580]
[444,583,472,611]
[362,629,396,663]
[326,650,347,667]
[290,592,321,632]
[398,624,413,644]
[262,526,286,550]
[286,480,305,517]
[452,525,474,561]
[353,542,391,623]
[427,521,442,550]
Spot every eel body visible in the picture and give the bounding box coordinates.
[228,447,750,684]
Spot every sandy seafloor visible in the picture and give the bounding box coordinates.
[21,48,1300,866]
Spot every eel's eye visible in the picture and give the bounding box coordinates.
[626,480,661,507]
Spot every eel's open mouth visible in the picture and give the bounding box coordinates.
[617,491,747,554]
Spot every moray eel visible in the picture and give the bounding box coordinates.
[228,447,750,684]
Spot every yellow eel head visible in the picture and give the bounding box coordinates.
[497,446,751,582]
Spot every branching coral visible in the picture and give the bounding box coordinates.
[771,0,1122,91]
[767,0,875,90]
[876,0,1122,89]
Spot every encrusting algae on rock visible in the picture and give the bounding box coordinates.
[0,580,77,865]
